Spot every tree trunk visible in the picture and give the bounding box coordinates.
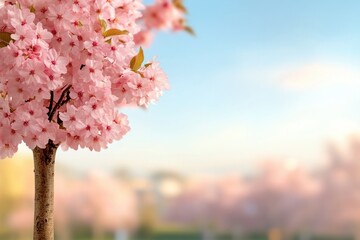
[33,141,58,240]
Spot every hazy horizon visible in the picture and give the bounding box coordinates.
[12,0,360,177]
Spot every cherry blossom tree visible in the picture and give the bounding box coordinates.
[0,0,191,239]
[236,160,320,238]
[166,176,249,240]
[312,138,360,237]
[166,162,321,239]
[71,171,139,240]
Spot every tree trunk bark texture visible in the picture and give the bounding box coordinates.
[33,141,58,240]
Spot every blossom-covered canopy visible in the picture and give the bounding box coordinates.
[0,0,189,158]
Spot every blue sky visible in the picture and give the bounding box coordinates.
[17,0,360,176]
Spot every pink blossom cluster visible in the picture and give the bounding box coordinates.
[0,0,170,158]
[134,0,191,46]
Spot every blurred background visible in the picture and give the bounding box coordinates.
[2,0,360,239]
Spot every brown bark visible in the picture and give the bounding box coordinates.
[33,141,58,240]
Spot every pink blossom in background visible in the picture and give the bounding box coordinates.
[7,207,33,233]
[142,0,185,31]
[3,166,139,238]
[63,171,139,237]
[134,30,153,47]
[136,0,190,46]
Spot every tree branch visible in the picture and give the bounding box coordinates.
[48,85,72,122]
[47,91,54,117]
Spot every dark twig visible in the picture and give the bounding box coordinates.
[60,88,71,106]
[48,85,72,122]
[47,91,54,117]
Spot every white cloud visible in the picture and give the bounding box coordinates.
[276,62,360,90]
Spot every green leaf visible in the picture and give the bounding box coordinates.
[144,63,152,68]
[173,0,187,13]
[99,19,107,33]
[29,5,36,13]
[184,26,195,36]
[102,28,129,38]
[0,32,12,48]
[130,47,144,72]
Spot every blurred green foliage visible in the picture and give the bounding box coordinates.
[0,231,355,240]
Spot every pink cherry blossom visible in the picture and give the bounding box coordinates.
[59,104,86,131]
[19,59,47,84]
[34,23,53,49]
[9,7,35,29]
[11,24,35,48]
[43,49,69,74]
[93,0,116,20]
